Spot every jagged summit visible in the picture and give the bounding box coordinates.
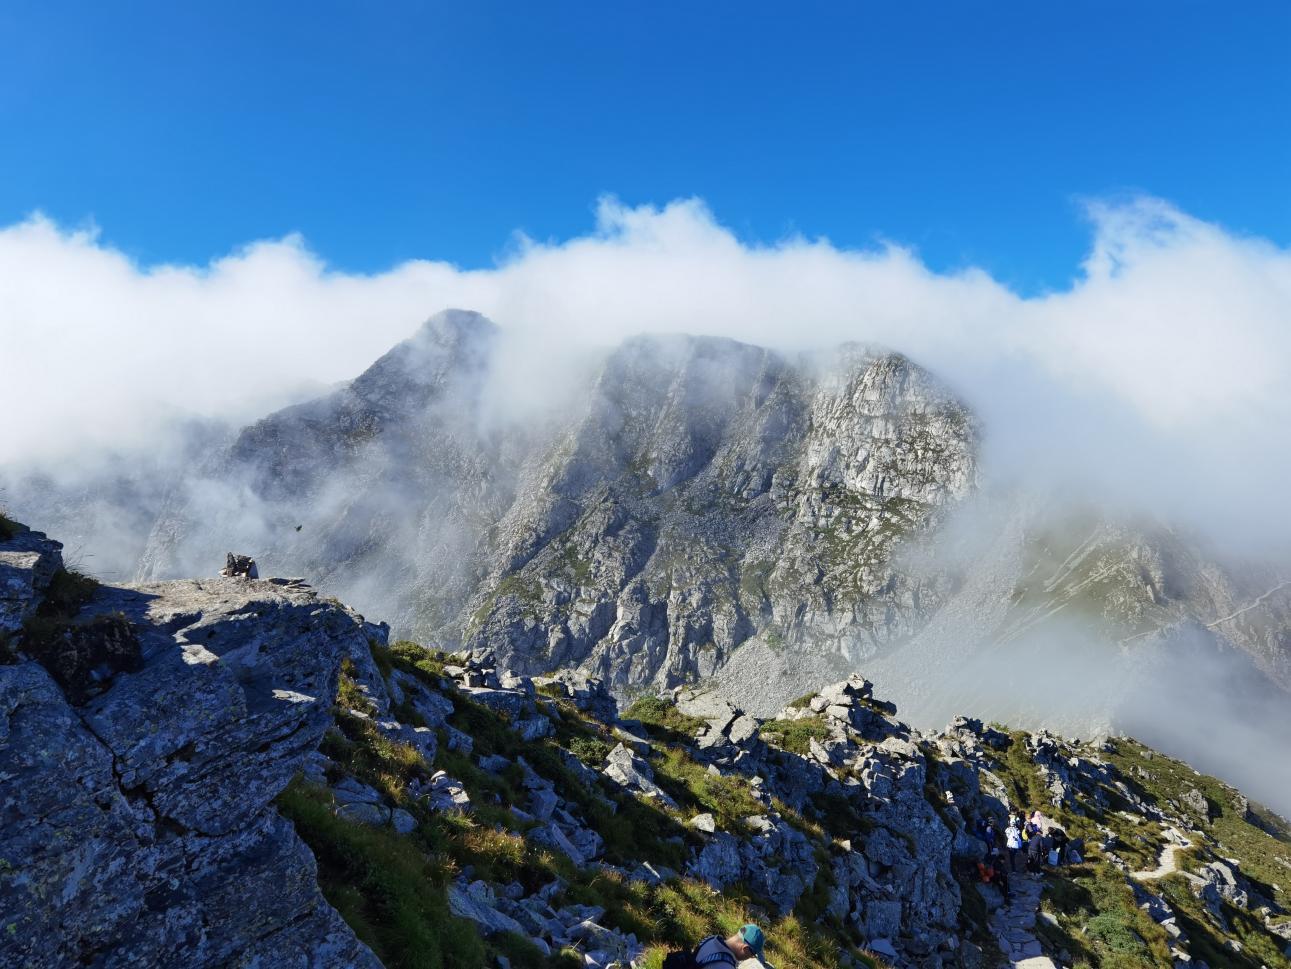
[418,306,499,343]
[123,311,1291,726]
[361,307,499,390]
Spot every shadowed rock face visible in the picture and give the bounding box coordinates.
[0,526,382,969]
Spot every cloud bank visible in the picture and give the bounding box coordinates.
[2,196,1290,555]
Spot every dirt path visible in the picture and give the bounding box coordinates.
[1130,828,1190,882]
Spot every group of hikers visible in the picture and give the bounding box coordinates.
[663,810,1089,965]
[972,809,1084,900]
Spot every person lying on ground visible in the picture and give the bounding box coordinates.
[663,924,768,968]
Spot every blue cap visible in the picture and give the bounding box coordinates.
[740,924,766,957]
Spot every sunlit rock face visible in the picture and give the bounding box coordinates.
[0,523,383,969]
[133,311,1291,735]
[139,311,977,691]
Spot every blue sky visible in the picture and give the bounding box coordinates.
[1,1,1287,292]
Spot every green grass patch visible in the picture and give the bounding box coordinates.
[625,695,706,743]
[1157,874,1291,969]
[652,747,765,831]
[759,716,831,756]
[277,780,485,969]
[1039,864,1171,969]
[1106,739,1291,912]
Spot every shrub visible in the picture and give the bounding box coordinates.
[0,513,20,541]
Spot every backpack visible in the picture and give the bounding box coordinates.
[662,937,739,969]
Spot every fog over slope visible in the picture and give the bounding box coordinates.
[2,196,1290,813]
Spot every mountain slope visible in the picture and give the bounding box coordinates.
[7,517,1291,969]
[139,312,978,691]
[18,309,1288,805]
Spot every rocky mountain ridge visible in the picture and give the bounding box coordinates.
[5,516,1291,969]
[136,310,979,692]
[6,308,1291,811]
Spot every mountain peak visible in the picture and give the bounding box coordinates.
[414,308,500,349]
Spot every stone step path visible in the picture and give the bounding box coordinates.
[989,872,1058,968]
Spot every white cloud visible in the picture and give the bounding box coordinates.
[2,195,1290,553]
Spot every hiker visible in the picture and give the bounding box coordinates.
[978,849,1012,899]
[1026,829,1047,872]
[973,816,997,856]
[1025,814,1042,842]
[993,847,1013,898]
[1050,827,1069,863]
[663,924,767,968]
[1005,820,1023,872]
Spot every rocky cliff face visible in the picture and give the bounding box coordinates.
[125,311,1291,716]
[0,521,382,968]
[466,338,975,689]
[137,311,977,692]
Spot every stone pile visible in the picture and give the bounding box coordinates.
[671,687,762,766]
[534,668,619,723]
[218,551,259,578]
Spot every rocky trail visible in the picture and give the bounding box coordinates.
[989,871,1056,968]
[1130,827,1192,882]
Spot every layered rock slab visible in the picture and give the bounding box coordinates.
[0,572,382,969]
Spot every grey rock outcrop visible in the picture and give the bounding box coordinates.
[0,542,381,969]
[602,742,677,807]
[0,525,62,634]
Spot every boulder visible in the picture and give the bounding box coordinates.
[674,688,740,724]
[688,832,743,888]
[532,822,587,867]
[514,715,553,741]
[529,787,560,821]
[602,743,677,807]
[463,687,534,719]
[448,881,526,936]
[415,771,472,813]
[690,812,717,833]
